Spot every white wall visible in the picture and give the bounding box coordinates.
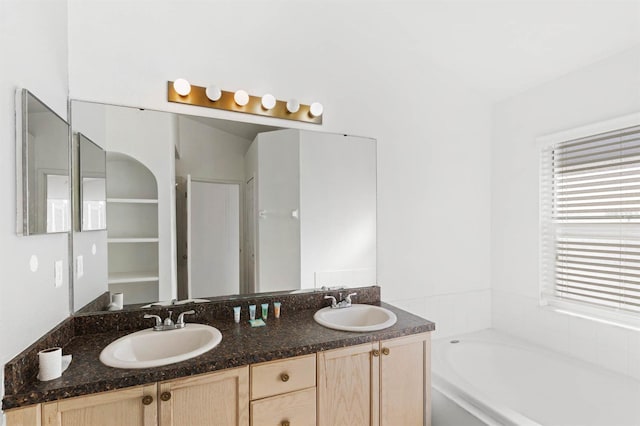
[71,102,109,310]
[175,117,252,182]
[299,131,376,289]
[254,130,301,292]
[67,0,493,338]
[0,0,70,419]
[492,45,640,378]
[104,106,177,301]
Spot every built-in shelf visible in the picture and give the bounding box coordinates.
[107,198,158,204]
[108,237,159,244]
[108,271,160,284]
[106,152,160,304]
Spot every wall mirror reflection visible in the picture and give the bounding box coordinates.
[71,100,377,313]
[79,133,107,231]
[17,89,71,235]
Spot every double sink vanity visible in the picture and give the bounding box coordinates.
[3,286,435,426]
[9,90,435,425]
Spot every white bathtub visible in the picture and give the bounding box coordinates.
[432,329,640,426]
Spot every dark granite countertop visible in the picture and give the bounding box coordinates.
[2,302,434,410]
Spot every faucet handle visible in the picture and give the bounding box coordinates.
[345,292,357,304]
[324,295,337,308]
[164,311,174,326]
[144,314,162,328]
[177,310,196,326]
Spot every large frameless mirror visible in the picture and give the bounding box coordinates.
[17,89,71,235]
[71,100,377,312]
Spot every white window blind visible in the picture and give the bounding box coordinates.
[541,124,640,316]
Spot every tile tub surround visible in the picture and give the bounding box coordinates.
[3,286,435,409]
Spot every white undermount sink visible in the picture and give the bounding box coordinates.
[99,324,222,369]
[313,304,397,332]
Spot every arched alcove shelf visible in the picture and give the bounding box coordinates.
[106,152,160,304]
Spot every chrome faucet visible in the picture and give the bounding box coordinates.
[145,310,196,331]
[324,292,357,309]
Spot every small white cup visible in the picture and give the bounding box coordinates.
[111,292,124,309]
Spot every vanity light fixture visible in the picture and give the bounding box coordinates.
[234,90,250,106]
[261,94,276,110]
[286,99,300,114]
[166,81,322,124]
[205,85,222,102]
[309,102,324,117]
[173,78,191,97]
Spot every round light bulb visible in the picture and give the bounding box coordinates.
[206,85,222,101]
[261,94,276,110]
[234,90,249,106]
[309,102,324,117]
[286,99,300,113]
[173,78,191,96]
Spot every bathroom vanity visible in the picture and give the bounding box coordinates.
[3,288,434,426]
[7,92,434,425]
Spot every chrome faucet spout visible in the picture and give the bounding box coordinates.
[146,309,195,331]
[324,292,357,309]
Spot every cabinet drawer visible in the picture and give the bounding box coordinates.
[251,354,316,400]
[251,387,316,426]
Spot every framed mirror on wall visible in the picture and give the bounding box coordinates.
[70,100,377,313]
[16,89,71,236]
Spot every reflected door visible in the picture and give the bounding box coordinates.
[188,177,240,298]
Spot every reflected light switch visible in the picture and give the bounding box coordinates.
[77,255,84,278]
[54,260,63,288]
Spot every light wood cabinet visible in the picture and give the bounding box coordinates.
[5,404,41,426]
[8,333,430,426]
[37,367,249,426]
[42,384,157,426]
[250,355,317,426]
[158,366,249,426]
[250,387,316,426]
[317,333,431,426]
[250,354,315,400]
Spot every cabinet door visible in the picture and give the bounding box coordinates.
[317,342,378,426]
[379,333,430,426]
[5,404,41,426]
[158,366,249,426]
[42,384,156,426]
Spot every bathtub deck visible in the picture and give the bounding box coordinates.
[432,329,640,426]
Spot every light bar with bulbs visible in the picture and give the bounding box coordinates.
[167,80,323,124]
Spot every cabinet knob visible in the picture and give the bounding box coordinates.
[160,391,172,401]
[142,395,153,405]
[281,421,290,426]
[372,349,380,357]
[382,347,390,356]
[280,373,290,382]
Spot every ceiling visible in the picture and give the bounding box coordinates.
[185,115,281,141]
[383,0,640,101]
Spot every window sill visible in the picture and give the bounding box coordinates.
[542,299,640,332]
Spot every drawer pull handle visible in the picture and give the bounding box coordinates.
[372,349,380,357]
[382,347,390,356]
[142,395,153,405]
[160,391,172,401]
[281,421,290,426]
[280,373,290,382]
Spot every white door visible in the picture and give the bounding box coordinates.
[187,179,240,298]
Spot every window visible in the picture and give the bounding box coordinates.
[540,115,640,324]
